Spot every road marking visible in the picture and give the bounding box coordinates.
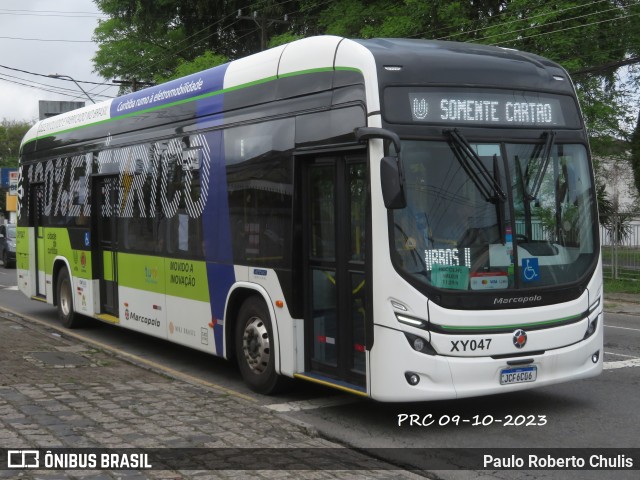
[603,358,640,370]
[265,396,359,412]
[0,305,258,403]
[605,325,640,333]
[2,286,18,290]
[606,351,639,358]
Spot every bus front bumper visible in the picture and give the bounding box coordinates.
[369,324,603,402]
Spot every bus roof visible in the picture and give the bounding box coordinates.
[21,36,572,155]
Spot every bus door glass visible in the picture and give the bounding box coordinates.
[94,176,119,316]
[304,154,367,387]
[32,184,46,297]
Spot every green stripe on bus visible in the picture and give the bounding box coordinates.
[25,67,362,145]
[25,67,363,144]
[436,313,584,332]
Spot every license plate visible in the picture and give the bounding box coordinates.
[500,366,537,385]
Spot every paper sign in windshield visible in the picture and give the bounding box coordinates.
[432,264,470,290]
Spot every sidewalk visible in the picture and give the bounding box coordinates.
[604,293,640,316]
[0,294,636,480]
[0,310,421,480]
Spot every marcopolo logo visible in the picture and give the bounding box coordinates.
[494,295,542,305]
[124,309,160,328]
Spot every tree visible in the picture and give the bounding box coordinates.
[93,0,292,91]
[0,119,31,167]
[0,119,31,215]
[93,0,640,140]
[157,51,228,83]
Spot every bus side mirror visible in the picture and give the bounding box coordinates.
[353,127,406,209]
[381,156,406,209]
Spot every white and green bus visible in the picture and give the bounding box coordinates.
[17,36,602,401]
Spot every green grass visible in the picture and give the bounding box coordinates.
[601,248,640,263]
[604,277,640,295]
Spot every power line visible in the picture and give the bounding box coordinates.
[0,75,112,101]
[433,0,610,41]
[237,10,290,51]
[0,8,106,15]
[0,72,114,100]
[0,64,116,87]
[88,0,302,99]
[111,78,155,92]
[86,11,242,99]
[0,35,93,43]
[491,11,640,46]
[0,11,106,18]
[0,62,115,104]
[147,0,301,67]
[473,4,634,45]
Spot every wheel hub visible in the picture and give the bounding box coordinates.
[242,317,270,374]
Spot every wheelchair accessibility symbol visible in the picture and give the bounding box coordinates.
[522,258,539,283]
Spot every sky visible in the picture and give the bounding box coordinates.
[0,0,119,123]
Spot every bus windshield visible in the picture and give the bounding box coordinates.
[390,140,597,291]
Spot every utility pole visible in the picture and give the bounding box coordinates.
[112,79,155,92]
[237,9,290,51]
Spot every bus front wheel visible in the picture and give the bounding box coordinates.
[57,269,81,329]
[235,296,287,394]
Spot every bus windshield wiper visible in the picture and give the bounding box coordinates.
[445,129,506,203]
[492,153,506,241]
[526,130,556,200]
[515,154,534,241]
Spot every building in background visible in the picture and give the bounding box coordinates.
[39,100,85,120]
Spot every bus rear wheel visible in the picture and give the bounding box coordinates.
[235,296,287,394]
[57,268,81,328]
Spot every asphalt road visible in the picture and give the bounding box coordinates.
[1,264,638,479]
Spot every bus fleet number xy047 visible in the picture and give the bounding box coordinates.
[450,338,491,352]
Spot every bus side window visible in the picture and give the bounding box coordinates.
[225,119,294,268]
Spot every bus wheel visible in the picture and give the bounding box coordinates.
[235,296,287,394]
[57,268,81,328]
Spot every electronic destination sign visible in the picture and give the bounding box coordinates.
[384,87,581,128]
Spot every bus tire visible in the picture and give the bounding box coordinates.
[235,296,287,394]
[57,268,81,329]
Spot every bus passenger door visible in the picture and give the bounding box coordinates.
[94,176,119,317]
[32,184,46,298]
[303,153,368,391]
